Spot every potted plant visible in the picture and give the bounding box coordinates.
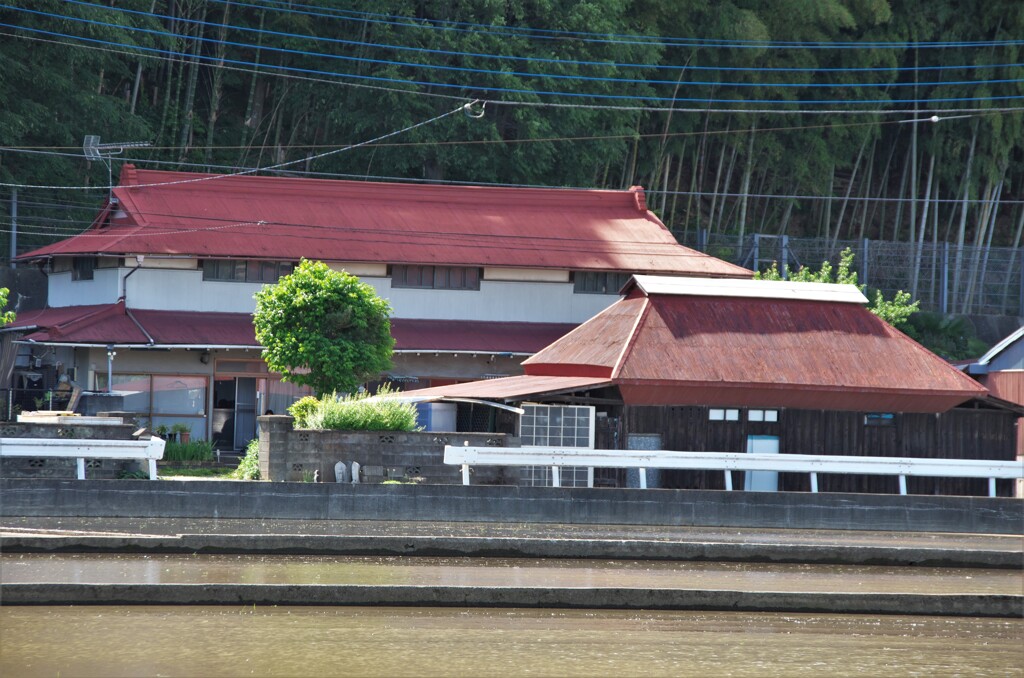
[154,424,169,440]
[171,423,191,444]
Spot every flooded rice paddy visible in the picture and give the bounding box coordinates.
[2,553,1021,595]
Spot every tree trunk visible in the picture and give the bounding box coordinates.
[833,133,870,247]
[950,123,978,308]
[999,206,1024,314]
[716,143,738,234]
[178,1,209,162]
[203,0,232,166]
[910,153,935,300]
[736,123,756,244]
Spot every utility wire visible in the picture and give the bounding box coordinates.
[16,5,1024,90]
[211,0,1024,50]
[4,20,1022,106]
[0,99,472,190]
[5,29,1021,116]
[60,0,1024,75]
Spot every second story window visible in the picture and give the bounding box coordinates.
[573,271,631,294]
[72,256,97,281]
[391,265,480,290]
[202,260,294,283]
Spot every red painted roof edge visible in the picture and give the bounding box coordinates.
[116,165,658,212]
[613,378,987,398]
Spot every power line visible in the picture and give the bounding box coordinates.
[61,0,1024,76]
[216,0,1024,50]
[4,19,1022,107]
[5,29,1021,117]
[0,99,473,190]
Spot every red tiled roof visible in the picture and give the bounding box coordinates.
[521,285,988,413]
[8,305,575,354]
[18,167,751,278]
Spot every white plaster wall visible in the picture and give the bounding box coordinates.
[127,268,263,312]
[47,269,122,307]
[122,268,617,323]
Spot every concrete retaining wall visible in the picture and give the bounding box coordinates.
[4,583,1019,617]
[2,479,1021,534]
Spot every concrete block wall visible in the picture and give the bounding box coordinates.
[258,415,516,484]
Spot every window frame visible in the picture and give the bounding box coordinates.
[391,264,481,291]
[71,256,97,281]
[572,271,632,295]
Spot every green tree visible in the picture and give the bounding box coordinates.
[755,247,919,329]
[1,287,15,326]
[253,259,394,396]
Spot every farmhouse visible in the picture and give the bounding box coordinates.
[1,167,748,448]
[404,275,1020,496]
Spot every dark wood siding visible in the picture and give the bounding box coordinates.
[621,404,1018,497]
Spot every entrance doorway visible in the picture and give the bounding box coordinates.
[211,377,260,450]
[744,435,780,492]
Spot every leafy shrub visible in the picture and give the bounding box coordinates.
[162,440,214,462]
[305,386,418,432]
[232,439,260,480]
[288,395,321,428]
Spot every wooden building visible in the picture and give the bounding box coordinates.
[408,276,1021,496]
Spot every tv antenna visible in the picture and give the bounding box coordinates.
[82,135,151,201]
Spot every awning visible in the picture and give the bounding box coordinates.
[402,374,613,402]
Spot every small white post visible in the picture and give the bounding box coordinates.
[587,467,594,488]
[899,475,907,495]
[461,464,470,486]
[76,458,85,480]
[988,477,996,498]
[724,470,733,491]
[148,458,158,480]
[810,472,818,493]
[551,466,560,487]
[639,468,647,490]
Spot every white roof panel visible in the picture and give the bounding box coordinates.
[628,275,868,304]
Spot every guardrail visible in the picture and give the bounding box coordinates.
[0,436,166,480]
[444,446,1024,497]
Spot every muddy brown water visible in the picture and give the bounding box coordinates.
[1,606,1021,677]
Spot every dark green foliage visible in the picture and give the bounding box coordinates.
[232,438,260,480]
[162,439,214,462]
[903,312,990,360]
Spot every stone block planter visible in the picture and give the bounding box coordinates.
[258,415,517,484]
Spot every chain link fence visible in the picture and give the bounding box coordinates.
[681,231,1023,316]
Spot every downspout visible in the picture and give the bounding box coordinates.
[121,256,155,346]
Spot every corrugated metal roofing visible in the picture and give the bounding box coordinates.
[391,319,576,354]
[18,167,751,278]
[522,278,988,413]
[10,305,575,354]
[404,375,612,401]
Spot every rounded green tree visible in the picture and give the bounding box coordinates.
[254,260,394,396]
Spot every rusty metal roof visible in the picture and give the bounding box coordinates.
[522,279,988,413]
[19,167,751,278]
